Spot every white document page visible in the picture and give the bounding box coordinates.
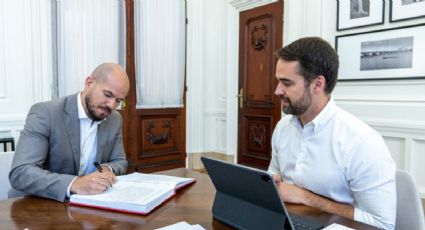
[323,223,355,230]
[119,172,194,187]
[155,221,206,230]
[71,180,174,205]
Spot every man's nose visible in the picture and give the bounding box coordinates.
[275,83,284,96]
[106,97,118,109]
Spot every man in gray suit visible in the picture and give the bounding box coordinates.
[9,63,130,202]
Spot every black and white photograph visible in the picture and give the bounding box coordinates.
[360,36,413,71]
[337,0,384,31]
[350,0,370,19]
[390,0,425,21]
[336,24,425,80]
[402,0,425,6]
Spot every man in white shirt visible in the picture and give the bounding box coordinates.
[9,63,129,201]
[268,37,396,229]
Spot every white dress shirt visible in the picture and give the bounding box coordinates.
[66,93,102,196]
[268,98,396,230]
[77,92,102,176]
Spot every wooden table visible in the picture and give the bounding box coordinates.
[0,168,380,229]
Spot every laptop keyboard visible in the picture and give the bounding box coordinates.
[292,221,316,230]
[289,213,324,230]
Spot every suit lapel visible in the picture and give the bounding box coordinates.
[64,94,81,171]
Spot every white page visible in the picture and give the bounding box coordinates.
[323,223,355,230]
[71,180,174,206]
[119,172,194,187]
[155,221,206,230]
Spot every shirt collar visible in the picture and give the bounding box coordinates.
[310,97,336,133]
[289,97,337,133]
[77,92,103,125]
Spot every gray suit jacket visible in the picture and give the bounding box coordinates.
[8,93,128,202]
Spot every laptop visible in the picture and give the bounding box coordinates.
[201,157,324,230]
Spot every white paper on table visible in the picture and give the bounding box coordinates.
[155,221,206,230]
[323,223,355,230]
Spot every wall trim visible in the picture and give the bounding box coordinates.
[335,96,425,103]
[360,118,425,136]
[0,114,26,124]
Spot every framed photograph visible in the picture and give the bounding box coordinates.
[337,0,385,31]
[335,24,425,80]
[390,0,425,22]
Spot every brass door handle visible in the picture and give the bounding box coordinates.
[236,88,244,109]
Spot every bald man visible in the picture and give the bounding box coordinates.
[9,63,130,202]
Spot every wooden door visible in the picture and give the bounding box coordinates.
[237,1,283,170]
[121,0,186,173]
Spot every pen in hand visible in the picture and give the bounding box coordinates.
[94,162,103,173]
[94,161,114,189]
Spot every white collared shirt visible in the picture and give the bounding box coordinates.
[268,98,396,230]
[78,94,113,175]
[77,92,102,176]
[66,93,103,197]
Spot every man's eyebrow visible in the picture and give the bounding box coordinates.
[276,76,292,82]
[103,90,124,100]
[103,90,114,96]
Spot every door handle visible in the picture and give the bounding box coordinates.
[236,88,244,109]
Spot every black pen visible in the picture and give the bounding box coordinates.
[94,162,103,173]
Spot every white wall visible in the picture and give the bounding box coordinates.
[186,0,229,155]
[193,0,227,154]
[0,0,52,143]
[186,0,278,159]
[0,0,124,147]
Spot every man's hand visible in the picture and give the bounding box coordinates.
[272,174,308,204]
[275,180,309,205]
[273,175,354,219]
[70,166,117,195]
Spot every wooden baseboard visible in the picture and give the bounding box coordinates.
[188,152,234,171]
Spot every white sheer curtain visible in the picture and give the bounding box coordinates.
[135,0,186,108]
[56,0,125,97]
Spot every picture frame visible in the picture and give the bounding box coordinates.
[337,0,385,31]
[390,0,425,22]
[335,24,425,81]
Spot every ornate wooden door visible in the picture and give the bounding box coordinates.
[237,1,283,169]
[121,0,186,173]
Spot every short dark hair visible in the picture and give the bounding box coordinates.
[276,37,339,94]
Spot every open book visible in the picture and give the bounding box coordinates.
[69,172,195,215]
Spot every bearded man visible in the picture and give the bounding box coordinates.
[268,37,396,230]
[9,63,129,202]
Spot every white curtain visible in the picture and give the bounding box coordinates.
[135,0,186,108]
[56,0,125,97]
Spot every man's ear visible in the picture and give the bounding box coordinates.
[312,75,326,93]
[85,76,95,87]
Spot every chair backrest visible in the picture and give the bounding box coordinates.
[0,151,14,200]
[395,170,425,230]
